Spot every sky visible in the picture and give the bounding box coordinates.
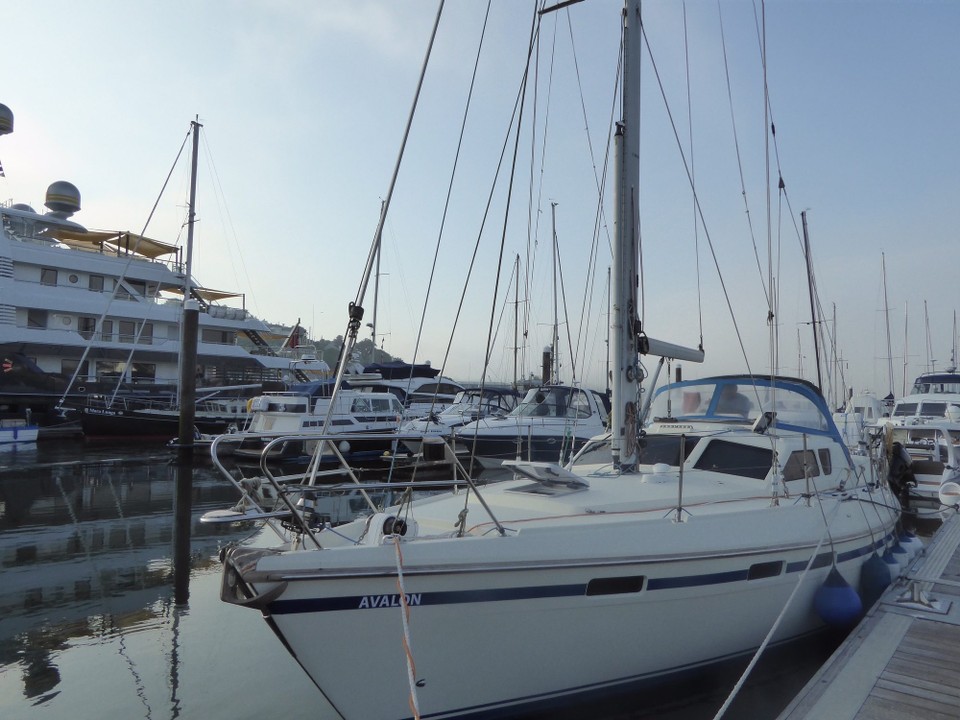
[2,0,959,400]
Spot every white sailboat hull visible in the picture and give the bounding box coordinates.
[224,486,895,720]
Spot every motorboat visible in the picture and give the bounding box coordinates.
[224,383,408,464]
[353,361,465,419]
[454,383,609,471]
[399,387,521,454]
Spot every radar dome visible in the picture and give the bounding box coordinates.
[0,104,12,135]
[44,181,81,218]
[10,203,35,213]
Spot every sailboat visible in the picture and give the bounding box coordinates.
[217,4,900,718]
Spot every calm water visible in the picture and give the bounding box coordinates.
[0,440,915,720]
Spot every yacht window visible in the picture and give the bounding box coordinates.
[97,360,126,380]
[919,402,947,417]
[127,280,147,298]
[131,363,156,382]
[62,359,90,379]
[89,275,105,292]
[201,329,235,345]
[27,309,48,329]
[693,440,772,480]
[818,448,832,475]
[351,398,372,414]
[41,268,58,286]
[119,320,136,343]
[893,403,917,417]
[637,435,701,466]
[102,320,113,341]
[782,450,821,482]
[78,316,96,340]
[371,398,398,414]
[141,323,153,345]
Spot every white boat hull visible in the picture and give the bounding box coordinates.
[224,490,894,720]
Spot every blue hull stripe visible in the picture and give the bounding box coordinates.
[267,533,891,616]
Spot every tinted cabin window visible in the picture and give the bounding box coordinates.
[818,449,832,475]
[782,450,821,482]
[586,576,645,596]
[694,440,772,480]
[637,435,701,466]
[893,403,917,417]
[920,402,947,417]
[748,561,783,580]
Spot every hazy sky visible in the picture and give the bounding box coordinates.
[3,0,958,398]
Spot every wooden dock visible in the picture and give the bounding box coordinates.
[778,511,960,720]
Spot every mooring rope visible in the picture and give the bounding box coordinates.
[712,499,842,720]
[392,536,421,719]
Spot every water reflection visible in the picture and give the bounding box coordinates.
[0,444,254,707]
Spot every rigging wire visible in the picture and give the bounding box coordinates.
[717,0,768,305]
[637,22,754,379]
[564,7,620,388]
[682,2,705,348]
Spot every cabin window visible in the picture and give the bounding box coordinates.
[893,403,917,417]
[62,358,90,380]
[89,275,105,292]
[97,360,127,380]
[201,329,235,345]
[101,320,113,341]
[693,440,772,480]
[818,448,832,474]
[782,450,821,482]
[78,316,97,340]
[351,398,372,414]
[27,309,48,328]
[41,268,58,286]
[747,561,783,580]
[371,398,398,414]
[119,320,136,343]
[127,280,147,298]
[919,402,947,417]
[130,363,156,382]
[638,435,701,466]
[586,576,645,596]
[140,322,153,345]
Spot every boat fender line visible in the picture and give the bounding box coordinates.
[392,536,422,719]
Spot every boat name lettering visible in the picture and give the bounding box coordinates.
[358,593,422,609]
[662,424,694,431]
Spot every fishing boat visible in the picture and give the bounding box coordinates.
[216,4,900,718]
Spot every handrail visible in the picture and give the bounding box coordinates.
[210,429,508,539]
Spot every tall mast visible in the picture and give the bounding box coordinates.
[513,253,519,391]
[882,252,894,398]
[611,0,642,471]
[801,210,822,389]
[551,201,559,384]
[177,117,201,412]
[902,301,909,396]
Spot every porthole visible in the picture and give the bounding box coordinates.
[69,274,79,283]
